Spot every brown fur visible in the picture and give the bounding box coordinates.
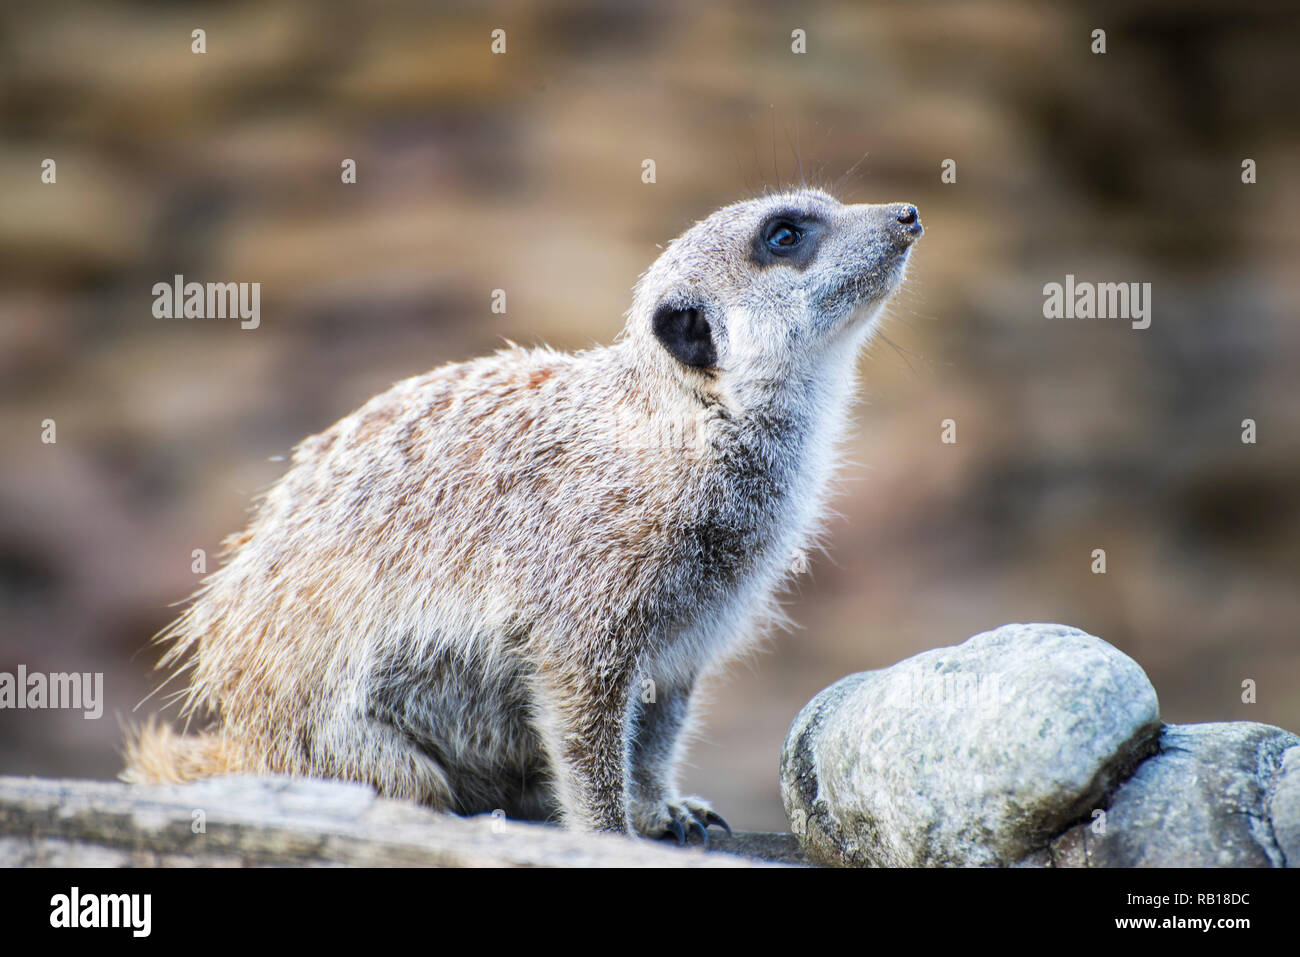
[123,720,249,784]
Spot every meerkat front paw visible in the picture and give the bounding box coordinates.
[632,795,732,845]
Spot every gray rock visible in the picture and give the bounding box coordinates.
[1271,745,1300,866]
[781,623,1162,867]
[1046,723,1300,867]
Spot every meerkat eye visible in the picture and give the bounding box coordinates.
[766,222,801,249]
[752,210,824,268]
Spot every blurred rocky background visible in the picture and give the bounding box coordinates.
[1,0,1297,830]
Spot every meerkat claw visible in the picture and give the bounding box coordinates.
[665,816,688,844]
[701,809,732,836]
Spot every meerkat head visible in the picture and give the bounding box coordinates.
[628,188,921,399]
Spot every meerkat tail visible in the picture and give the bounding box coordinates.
[120,719,250,785]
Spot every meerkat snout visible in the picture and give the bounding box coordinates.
[125,187,922,841]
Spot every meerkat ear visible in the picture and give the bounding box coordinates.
[652,302,717,369]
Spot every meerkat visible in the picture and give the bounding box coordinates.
[124,187,923,840]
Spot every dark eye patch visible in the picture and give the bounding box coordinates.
[750,209,826,270]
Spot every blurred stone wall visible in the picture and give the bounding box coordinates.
[1,0,1297,829]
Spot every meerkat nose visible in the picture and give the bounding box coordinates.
[886,203,923,244]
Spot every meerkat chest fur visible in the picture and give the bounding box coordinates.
[646,353,857,661]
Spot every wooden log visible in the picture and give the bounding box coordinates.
[0,775,804,867]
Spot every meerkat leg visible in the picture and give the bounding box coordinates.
[527,660,634,833]
[628,679,730,842]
